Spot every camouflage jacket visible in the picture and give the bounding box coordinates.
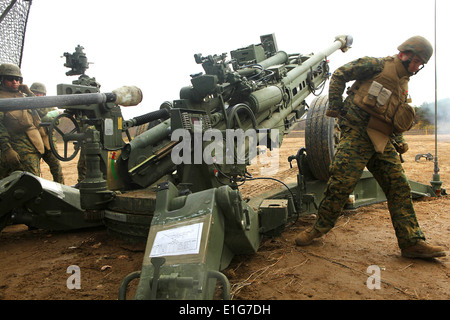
[0,86,38,154]
[328,55,412,148]
[328,56,387,129]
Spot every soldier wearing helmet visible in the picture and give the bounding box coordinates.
[0,63,23,90]
[30,82,47,95]
[397,36,433,74]
[0,64,45,179]
[30,82,65,184]
[295,36,446,259]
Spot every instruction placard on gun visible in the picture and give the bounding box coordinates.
[149,222,204,257]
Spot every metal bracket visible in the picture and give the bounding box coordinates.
[415,153,434,162]
[149,257,166,299]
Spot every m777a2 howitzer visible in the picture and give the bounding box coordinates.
[0,35,440,300]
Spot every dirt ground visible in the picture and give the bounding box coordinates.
[0,133,448,300]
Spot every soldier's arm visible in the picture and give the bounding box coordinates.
[0,113,13,152]
[327,56,384,117]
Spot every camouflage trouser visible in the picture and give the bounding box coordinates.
[77,148,86,183]
[314,125,425,249]
[42,149,64,184]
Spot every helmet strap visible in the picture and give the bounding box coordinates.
[401,55,424,75]
[401,58,414,75]
[414,64,424,75]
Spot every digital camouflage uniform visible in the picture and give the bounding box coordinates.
[30,82,65,184]
[37,108,65,184]
[0,86,42,178]
[313,55,425,249]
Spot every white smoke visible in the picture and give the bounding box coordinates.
[419,98,450,134]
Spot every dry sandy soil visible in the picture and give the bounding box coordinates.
[0,133,448,301]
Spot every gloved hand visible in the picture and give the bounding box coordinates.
[395,142,409,154]
[326,99,345,118]
[391,135,409,154]
[18,84,35,97]
[2,148,21,167]
[326,109,341,118]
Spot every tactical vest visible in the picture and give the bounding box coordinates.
[351,56,415,134]
[0,87,45,154]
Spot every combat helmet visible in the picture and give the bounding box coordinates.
[0,63,23,78]
[398,36,433,64]
[30,82,47,94]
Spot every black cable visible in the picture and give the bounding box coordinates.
[244,176,296,203]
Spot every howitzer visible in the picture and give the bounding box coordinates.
[0,34,440,300]
[122,34,355,300]
[0,85,146,230]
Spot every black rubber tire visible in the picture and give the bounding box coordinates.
[104,190,156,242]
[305,95,340,181]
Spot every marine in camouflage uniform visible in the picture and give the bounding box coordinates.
[295,36,446,259]
[0,64,44,179]
[30,82,65,184]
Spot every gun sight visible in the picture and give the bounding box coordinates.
[63,45,92,76]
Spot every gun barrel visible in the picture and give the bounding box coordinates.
[282,35,352,86]
[0,92,115,111]
[0,86,143,111]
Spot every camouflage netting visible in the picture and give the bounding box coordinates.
[0,0,32,67]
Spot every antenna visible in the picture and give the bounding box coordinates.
[431,0,443,195]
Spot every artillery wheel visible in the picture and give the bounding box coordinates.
[305,95,340,181]
[48,113,81,161]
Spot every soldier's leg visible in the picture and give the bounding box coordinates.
[77,148,86,183]
[43,149,64,184]
[313,126,375,234]
[366,143,425,249]
[19,152,41,177]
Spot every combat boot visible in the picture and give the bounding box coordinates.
[295,226,323,246]
[401,240,446,259]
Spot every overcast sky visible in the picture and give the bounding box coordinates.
[20,0,449,119]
